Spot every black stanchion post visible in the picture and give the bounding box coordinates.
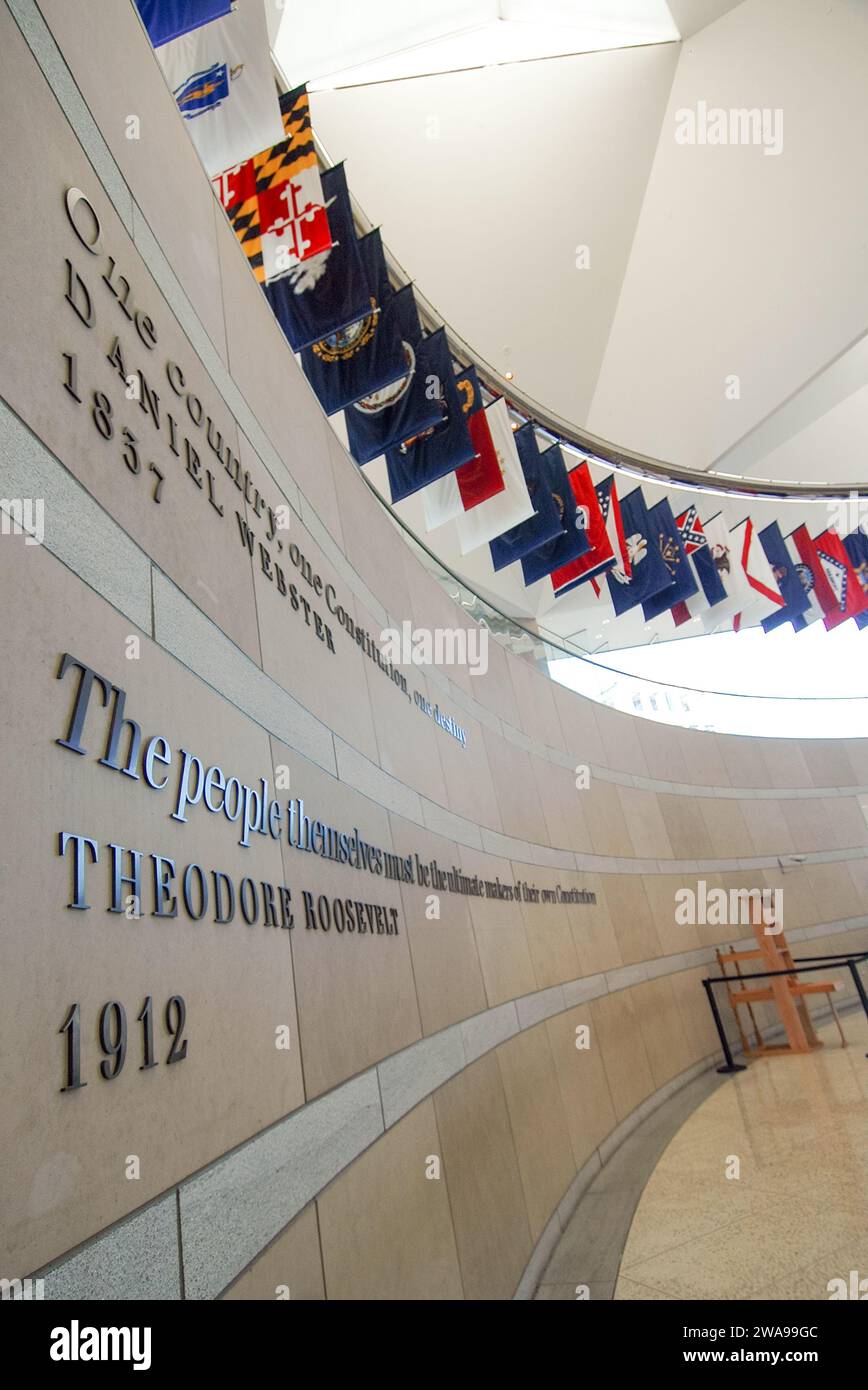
[702,978,747,1074]
[846,958,868,1057]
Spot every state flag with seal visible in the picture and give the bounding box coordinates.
[157,0,284,176]
[520,445,591,586]
[605,487,674,616]
[786,523,838,623]
[843,529,868,629]
[265,163,371,352]
[758,521,811,633]
[550,464,617,596]
[300,228,407,415]
[815,528,868,629]
[385,353,477,503]
[344,299,445,466]
[641,498,699,621]
[420,368,505,530]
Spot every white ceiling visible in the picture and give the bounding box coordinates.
[269,0,868,652]
[272,1,680,89]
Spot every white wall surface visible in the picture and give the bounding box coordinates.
[310,41,680,426]
[587,0,868,472]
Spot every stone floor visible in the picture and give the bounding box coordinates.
[536,1013,868,1301]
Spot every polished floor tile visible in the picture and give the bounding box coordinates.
[614,1014,868,1301]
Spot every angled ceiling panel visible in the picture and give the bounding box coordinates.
[588,0,868,474]
[309,41,679,426]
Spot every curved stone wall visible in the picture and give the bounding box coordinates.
[2,0,867,1301]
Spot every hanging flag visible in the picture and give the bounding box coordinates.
[520,445,591,586]
[815,528,868,629]
[215,85,332,285]
[641,498,699,621]
[700,514,752,632]
[455,400,535,555]
[259,88,332,282]
[456,374,506,509]
[420,368,505,530]
[136,0,232,48]
[488,425,563,572]
[843,529,868,629]
[266,164,371,352]
[345,306,447,466]
[670,506,727,626]
[758,522,811,632]
[787,523,838,622]
[299,229,407,414]
[550,465,616,595]
[384,351,477,503]
[157,0,284,176]
[725,516,784,631]
[605,488,675,616]
[781,533,822,626]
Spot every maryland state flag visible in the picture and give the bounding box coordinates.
[300,229,407,415]
[489,425,563,572]
[520,445,590,586]
[815,528,868,629]
[266,163,371,352]
[214,85,332,285]
[385,353,477,503]
[551,465,616,596]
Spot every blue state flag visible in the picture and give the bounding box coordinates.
[843,529,868,630]
[136,0,232,48]
[489,425,563,572]
[642,499,699,620]
[606,489,675,616]
[384,348,477,502]
[300,229,407,415]
[760,521,811,632]
[691,538,727,611]
[520,445,591,586]
[265,164,371,352]
[345,308,447,466]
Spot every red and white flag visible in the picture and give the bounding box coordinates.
[455,400,535,555]
[550,463,616,595]
[815,528,868,629]
[212,86,333,283]
[785,525,835,624]
[703,516,782,631]
[422,396,505,531]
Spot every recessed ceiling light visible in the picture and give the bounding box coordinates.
[504,370,514,381]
